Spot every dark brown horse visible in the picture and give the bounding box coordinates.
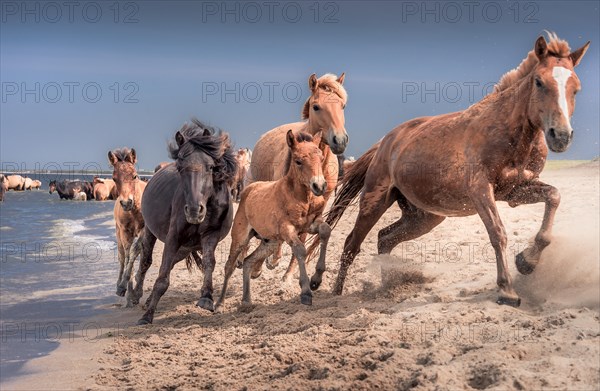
[49,180,94,200]
[130,119,237,324]
[325,33,590,307]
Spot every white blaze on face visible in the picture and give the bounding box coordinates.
[552,66,573,130]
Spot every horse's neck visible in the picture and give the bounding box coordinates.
[282,172,311,203]
[304,117,322,135]
[471,76,541,165]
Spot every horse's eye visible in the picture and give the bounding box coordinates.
[133,175,138,180]
[535,78,543,88]
[295,159,302,166]
[312,105,320,111]
[342,104,346,110]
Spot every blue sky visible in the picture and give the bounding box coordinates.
[1,1,598,171]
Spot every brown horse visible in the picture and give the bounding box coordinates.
[216,131,331,311]
[0,175,7,201]
[326,33,590,307]
[93,177,118,201]
[231,147,252,202]
[130,119,237,324]
[109,148,147,307]
[249,73,348,279]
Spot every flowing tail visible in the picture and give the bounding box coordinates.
[306,142,380,259]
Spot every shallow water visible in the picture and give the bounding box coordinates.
[0,188,118,382]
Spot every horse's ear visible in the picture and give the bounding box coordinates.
[127,148,137,164]
[108,151,118,166]
[570,41,590,67]
[308,73,318,92]
[203,128,211,137]
[312,131,323,146]
[286,129,295,148]
[337,72,346,85]
[534,36,548,60]
[175,131,185,147]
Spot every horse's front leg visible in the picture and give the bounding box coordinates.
[282,227,312,305]
[469,180,520,307]
[196,234,219,312]
[138,231,180,325]
[115,229,126,296]
[307,220,331,291]
[504,180,560,274]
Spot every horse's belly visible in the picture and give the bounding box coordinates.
[396,178,477,217]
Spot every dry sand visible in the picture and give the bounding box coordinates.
[4,162,599,391]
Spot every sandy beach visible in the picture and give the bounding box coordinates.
[4,161,599,391]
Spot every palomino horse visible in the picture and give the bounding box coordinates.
[6,175,25,191]
[154,162,171,173]
[216,131,331,311]
[93,177,118,200]
[326,33,590,306]
[231,147,252,202]
[30,180,42,190]
[109,148,147,307]
[130,119,237,324]
[250,73,348,279]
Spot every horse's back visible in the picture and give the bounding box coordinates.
[142,164,179,241]
[250,122,305,182]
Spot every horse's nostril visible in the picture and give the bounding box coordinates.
[184,205,189,214]
[549,128,556,138]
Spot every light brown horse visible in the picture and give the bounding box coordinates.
[249,73,348,279]
[326,33,590,307]
[6,175,25,191]
[93,177,117,200]
[231,148,252,202]
[154,161,171,173]
[109,147,147,307]
[31,180,42,190]
[216,131,331,311]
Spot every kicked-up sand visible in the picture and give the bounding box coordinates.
[3,161,599,390]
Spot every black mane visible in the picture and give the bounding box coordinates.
[168,118,238,184]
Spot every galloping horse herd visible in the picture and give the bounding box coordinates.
[1,34,591,325]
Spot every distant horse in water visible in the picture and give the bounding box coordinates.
[154,162,171,173]
[249,73,348,281]
[6,175,25,191]
[325,33,590,307]
[23,177,33,190]
[109,148,147,307]
[0,175,8,201]
[49,180,94,200]
[130,119,237,324]
[30,180,42,190]
[216,131,331,311]
[93,177,118,201]
[231,147,252,202]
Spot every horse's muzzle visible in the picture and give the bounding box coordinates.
[329,132,348,155]
[184,204,206,224]
[546,127,573,153]
[120,199,134,211]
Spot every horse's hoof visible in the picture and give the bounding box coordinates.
[251,269,262,279]
[496,295,521,307]
[137,318,152,325]
[310,279,321,291]
[196,297,215,312]
[116,287,126,297]
[265,261,277,270]
[300,293,313,306]
[515,252,536,275]
[214,304,224,314]
[236,261,243,269]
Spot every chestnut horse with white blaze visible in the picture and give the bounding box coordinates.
[326,33,590,307]
[216,131,331,311]
[109,147,147,307]
[249,73,348,280]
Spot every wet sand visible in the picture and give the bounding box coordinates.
[4,162,599,390]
